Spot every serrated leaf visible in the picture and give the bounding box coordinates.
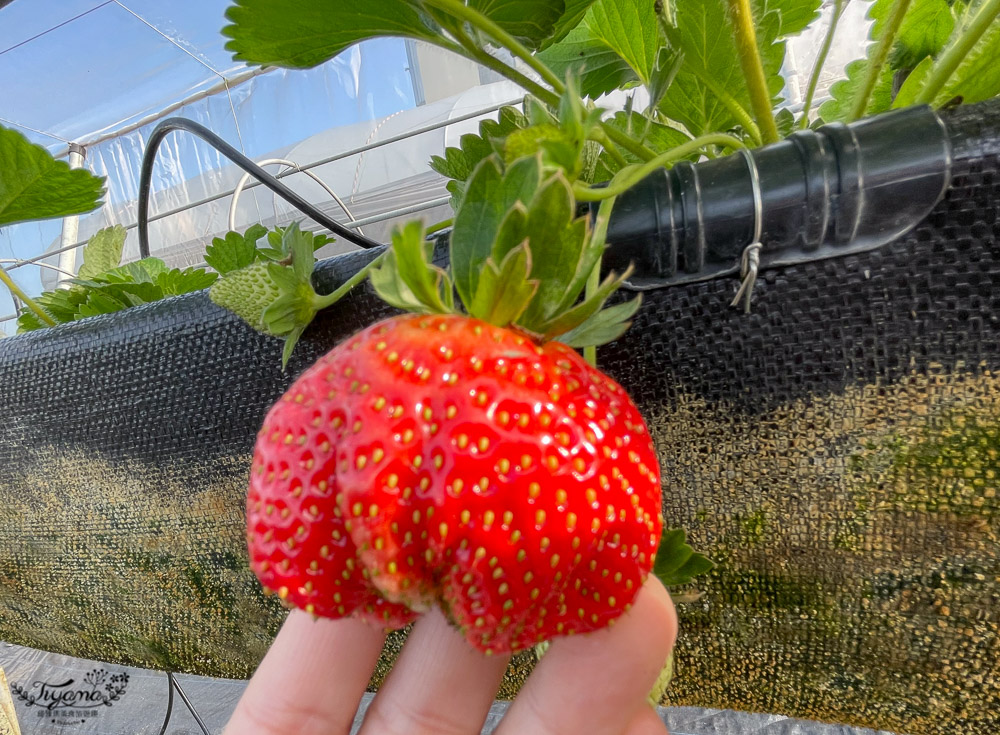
[536,12,639,98]
[77,289,130,319]
[818,57,894,122]
[0,125,105,227]
[557,294,641,347]
[205,230,258,274]
[659,0,802,137]
[653,528,715,587]
[932,4,1000,106]
[585,0,661,84]
[594,110,691,181]
[451,155,541,307]
[469,0,565,47]
[78,226,126,279]
[429,107,528,187]
[223,0,440,68]
[469,242,538,324]
[97,258,169,285]
[156,267,218,296]
[891,0,954,69]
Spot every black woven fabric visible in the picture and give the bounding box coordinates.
[2,100,999,735]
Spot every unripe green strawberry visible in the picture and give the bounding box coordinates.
[210,261,279,333]
[247,314,663,653]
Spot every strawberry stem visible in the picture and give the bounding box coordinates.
[314,252,386,310]
[574,134,745,202]
[0,268,55,327]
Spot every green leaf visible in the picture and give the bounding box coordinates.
[77,289,131,319]
[469,242,539,324]
[659,0,791,136]
[429,106,528,185]
[757,0,822,36]
[155,267,218,296]
[77,226,126,279]
[469,0,565,47]
[594,110,691,181]
[653,528,715,587]
[819,57,894,122]
[585,0,660,84]
[536,2,644,99]
[222,0,440,68]
[451,155,541,307]
[539,0,599,48]
[205,230,259,274]
[892,54,936,108]
[0,125,106,227]
[891,0,954,69]
[557,294,641,347]
[96,257,169,285]
[931,5,1000,106]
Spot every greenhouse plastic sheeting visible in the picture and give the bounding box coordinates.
[0,642,894,735]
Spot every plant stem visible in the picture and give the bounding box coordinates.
[423,0,566,95]
[689,66,763,145]
[800,0,844,129]
[600,122,657,161]
[425,218,454,235]
[450,25,561,107]
[725,0,780,144]
[0,268,55,326]
[315,253,386,310]
[590,127,629,168]
[573,133,745,201]
[914,0,1000,105]
[583,196,617,367]
[848,0,913,121]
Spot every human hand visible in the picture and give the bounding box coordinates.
[223,577,677,735]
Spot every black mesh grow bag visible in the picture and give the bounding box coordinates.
[1,99,999,735]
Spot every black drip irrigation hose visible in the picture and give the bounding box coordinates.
[137,118,384,258]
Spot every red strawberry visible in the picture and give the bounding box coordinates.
[248,313,662,653]
[246,158,672,654]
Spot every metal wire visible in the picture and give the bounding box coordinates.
[138,118,385,257]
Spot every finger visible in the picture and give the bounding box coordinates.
[224,610,386,735]
[359,606,510,735]
[624,704,670,735]
[495,577,677,735]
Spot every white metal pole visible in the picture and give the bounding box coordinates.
[56,143,86,287]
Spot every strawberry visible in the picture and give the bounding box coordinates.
[248,312,662,652]
[245,153,684,654]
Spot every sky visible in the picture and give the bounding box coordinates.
[0,0,419,330]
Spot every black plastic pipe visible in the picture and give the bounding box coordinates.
[137,118,383,258]
[600,104,952,289]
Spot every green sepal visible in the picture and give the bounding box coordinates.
[469,241,539,325]
[557,294,641,347]
[536,266,629,339]
[490,203,530,264]
[451,155,542,307]
[369,221,455,315]
[653,528,715,587]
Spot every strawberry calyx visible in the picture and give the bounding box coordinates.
[371,148,639,348]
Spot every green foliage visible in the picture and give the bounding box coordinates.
[653,528,715,587]
[17,227,218,333]
[204,224,268,274]
[0,125,105,227]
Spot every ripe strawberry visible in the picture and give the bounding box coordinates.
[248,313,662,653]
[245,156,680,654]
